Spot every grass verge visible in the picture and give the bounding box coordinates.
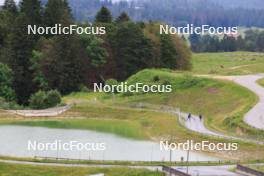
[0,162,163,176]
[249,165,264,172]
[257,78,264,87]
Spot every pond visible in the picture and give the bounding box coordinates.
[0,125,218,162]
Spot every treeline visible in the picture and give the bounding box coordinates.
[0,0,191,106]
[189,30,264,52]
[53,0,264,28]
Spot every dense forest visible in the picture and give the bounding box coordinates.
[0,0,191,108]
[37,0,264,27]
[1,0,264,27]
[189,30,264,53]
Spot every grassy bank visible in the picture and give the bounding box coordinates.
[0,156,241,167]
[192,52,264,75]
[249,165,264,172]
[3,155,264,167]
[1,69,263,160]
[0,162,163,176]
[257,78,264,87]
[104,69,260,139]
[1,69,260,140]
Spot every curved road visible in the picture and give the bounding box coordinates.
[179,73,264,143]
[201,74,264,130]
[226,74,264,130]
[179,113,263,144]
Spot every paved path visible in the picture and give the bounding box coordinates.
[7,105,72,117]
[226,74,264,130]
[200,74,264,130]
[179,113,263,144]
[131,102,263,144]
[178,74,264,144]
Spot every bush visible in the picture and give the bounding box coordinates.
[29,90,61,110]
[79,84,89,92]
[46,90,61,107]
[153,75,160,82]
[29,91,47,109]
[0,97,21,110]
[105,79,118,86]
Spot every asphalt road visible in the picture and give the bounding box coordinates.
[228,74,264,130]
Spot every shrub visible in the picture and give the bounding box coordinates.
[105,79,118,86]
[79,84,89,92]
[153,75,160,82]
[29,90,61,109]
[46,90,61,107]
[29,91,47,109]
[0,97,21,110]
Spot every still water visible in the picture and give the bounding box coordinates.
[0,125,217,162]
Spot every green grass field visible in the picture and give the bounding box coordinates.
[2,69,264,160]
[257,78,264,87]
[0,162,163,176]
[192,52,264,75]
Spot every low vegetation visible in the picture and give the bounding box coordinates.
[2,69,264,161]
[111,69,260,139]
[249,165,264,172]
[192,52,264,75]
[257,78,264,87]
[0,162,163,176]
[29,90,61,109]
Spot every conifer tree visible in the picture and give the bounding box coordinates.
[160,34,178,69]
[7,0,42,104]
[95,6,112,23]
[36,35,86,94]
[116,12,130,23]
[20,0,42,25]
[44,0,72,26]
[3,0,17,14]
[111,22,153,80]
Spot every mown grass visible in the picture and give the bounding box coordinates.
[257,78,264,87]
[192,52,264,75]
[0,162,163,176]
